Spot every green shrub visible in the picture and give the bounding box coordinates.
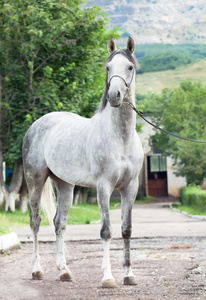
[179,185,206,211]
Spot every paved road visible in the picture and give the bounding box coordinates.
[14,202,206,243]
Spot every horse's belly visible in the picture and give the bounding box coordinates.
[47,159,97,187]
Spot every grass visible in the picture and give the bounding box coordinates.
[136,58,206,95]
[172,204,206,216]
[0,201,120,236]
[135,196,154,203]
[0,208,49,236]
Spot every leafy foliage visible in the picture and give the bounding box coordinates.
[140,81,206,184]
[0,0,119,165]
[179,185,206,212]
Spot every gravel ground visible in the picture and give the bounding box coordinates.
[1,236,206,300]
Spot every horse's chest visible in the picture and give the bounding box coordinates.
[118,157,136,180]
[106,155,138,189]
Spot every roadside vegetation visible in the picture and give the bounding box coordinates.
[172,204,206,216]
[177,185,206,214]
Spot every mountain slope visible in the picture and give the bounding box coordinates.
[86,0,206,44]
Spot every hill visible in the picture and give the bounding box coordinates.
[136,58,206,95]
[86,0,206,44]
[135,43,206,73]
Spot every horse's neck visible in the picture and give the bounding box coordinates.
[104,93,136,142]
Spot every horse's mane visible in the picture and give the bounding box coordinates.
[93,49,139,115]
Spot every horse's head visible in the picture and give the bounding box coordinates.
[106,37,138,108]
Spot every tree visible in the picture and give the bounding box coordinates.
[140,81,206,184]
[0,0,119,211]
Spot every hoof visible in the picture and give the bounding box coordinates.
[124,276,137,285]
[32,271,44,280]
[101,279,116,288]
[60,272,72,282]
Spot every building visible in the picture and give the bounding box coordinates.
[138,118,187,197]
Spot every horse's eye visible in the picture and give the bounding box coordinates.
[128,65,133,71]
[106,66,110,72]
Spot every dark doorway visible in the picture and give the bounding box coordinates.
[147,155,168,197]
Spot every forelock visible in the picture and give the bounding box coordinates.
[105,49,139,69]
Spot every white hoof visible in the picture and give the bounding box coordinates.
[101,278,116,288]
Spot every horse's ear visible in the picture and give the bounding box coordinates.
[127,36,135,53]
[108,37,116,53]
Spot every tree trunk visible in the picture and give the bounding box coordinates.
[0,141,8,207]
[20,175,28,213]
[0,75,8,207]
[74,188,81,205]
[5,162,23,212]
[74,186,88,204]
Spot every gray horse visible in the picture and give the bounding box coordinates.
[22,37,144,288]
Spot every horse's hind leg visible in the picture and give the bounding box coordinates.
[52,176,74,281]
[26,170,49,280]
[120,179,139,285]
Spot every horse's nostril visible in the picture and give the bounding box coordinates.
[117,91,120,98]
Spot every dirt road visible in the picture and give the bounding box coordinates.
[1,203,206,299]
[1,236,206,299]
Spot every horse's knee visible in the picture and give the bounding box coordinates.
[100,223,112,240]
[55,222,66,236]
[122,226,131,240]
[54,214,67,236]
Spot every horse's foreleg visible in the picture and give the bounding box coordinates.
[97,182,116,288]
[53,179,74,281]
[120,180,139,285]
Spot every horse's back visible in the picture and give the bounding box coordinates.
[22,111,89,172]
[24,111,88,145]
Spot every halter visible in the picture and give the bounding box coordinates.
[108,68,135,89]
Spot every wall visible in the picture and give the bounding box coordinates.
[167,157,187,197]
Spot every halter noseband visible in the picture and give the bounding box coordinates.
[108,68,135,89]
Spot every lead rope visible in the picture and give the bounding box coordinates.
[125,100,206,143]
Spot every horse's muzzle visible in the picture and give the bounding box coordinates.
[107,90,122,107]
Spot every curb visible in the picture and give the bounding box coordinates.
[0,232,20,253]
[169,203,206,221]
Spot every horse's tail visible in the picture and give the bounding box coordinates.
[41,178,56,227]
